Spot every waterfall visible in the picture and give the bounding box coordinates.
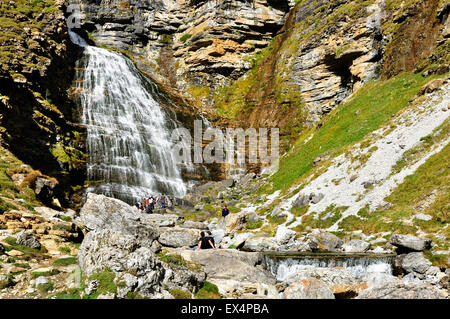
[69,31,186,203]
[264,255,394,281]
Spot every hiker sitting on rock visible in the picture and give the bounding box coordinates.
[206,231,215,248]
[196,231,215,250]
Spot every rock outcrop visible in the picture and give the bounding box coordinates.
[356,281,447,299]
[77,193,207,298]
[389,234,432,253]
[282,278,335,299]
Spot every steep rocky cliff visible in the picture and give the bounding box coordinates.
[69,0,449,146]
[0,0,449,300]
[0,0,87,207]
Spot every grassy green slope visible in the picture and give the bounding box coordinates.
[267,72,445,193]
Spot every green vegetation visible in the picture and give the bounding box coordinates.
[195,281,221,299]
[158,34,172,44]
[58,246,71,254]
[53,257,77,265]
[32,269,60,278]
[169,289,192,299]
[158,252,203,273]
[2,236,48,259]
[213,38,277,118]
[180,33,192,43]
[0,197,17,213]
[246,219,263,230]
[188,85,210,100]
[293,205,347,232]
[51,288,82,299]
[37,280,54,294]
[84,268,117,299]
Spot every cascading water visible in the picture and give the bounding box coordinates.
[69,31,186,203]
[264,254,395,281]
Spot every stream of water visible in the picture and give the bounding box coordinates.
[69,31,186,203]
[265,254,395,281]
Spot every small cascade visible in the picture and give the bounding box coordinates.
[69,31,186,203]
[264,253,395,281]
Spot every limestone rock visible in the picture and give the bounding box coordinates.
[35,276,49,286]
[400,252,432,274]
[282,278,335,299]
[359,272,401,288]
[178,249,276,286]
[356,281,446,299]
[342,239,370,253]
[224,213,247,233]
[309,231,343,252]
[158,228,199,248]
[242,236,279,252]
[275,226,297,245]
[78,229,203,298]
[284,267,358,290]
[180,220,208,230]
[293,194,310,208]
[144,214,181,227]
[16,230,41,250]
[414,213,432,221]
[79,193,159,248]
[389,234,432,252]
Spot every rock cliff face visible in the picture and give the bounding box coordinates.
[68,0,449,149]
[0,0,87,207]
[71,0,293,115]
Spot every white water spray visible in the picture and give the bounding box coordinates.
[69,31,186,203]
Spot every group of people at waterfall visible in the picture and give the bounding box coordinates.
[135,194,167,214]
[135,193,231,250]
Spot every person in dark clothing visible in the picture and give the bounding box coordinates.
[146,199,155,214]
[160,195,166,209]
[222,205,230,219]
[196,231,215,250]
[206,231,215,248]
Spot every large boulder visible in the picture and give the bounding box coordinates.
[158,228,199,248]
[389,234,432,252]
[293,194,310,208]
[180,220,208,230]
[228,232,255,249]
[309,231,343,252]
[284,267,357,286]
[78,193,159,249]
[177,249,276,286]
[342,239,370,253]
[360,272,401,288]
[79,193,141,230]
[400,252,432,274]
[224,213,247,233]
[16,230,41,250]
[275,226,297,246]
[282,278,335,299]
[78,229,204,298]
[242,236,279,252]
[145,214,181,227]
[282,267,366,297]
[356,281,447,299]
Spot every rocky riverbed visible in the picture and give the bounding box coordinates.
[2,188,448,299]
